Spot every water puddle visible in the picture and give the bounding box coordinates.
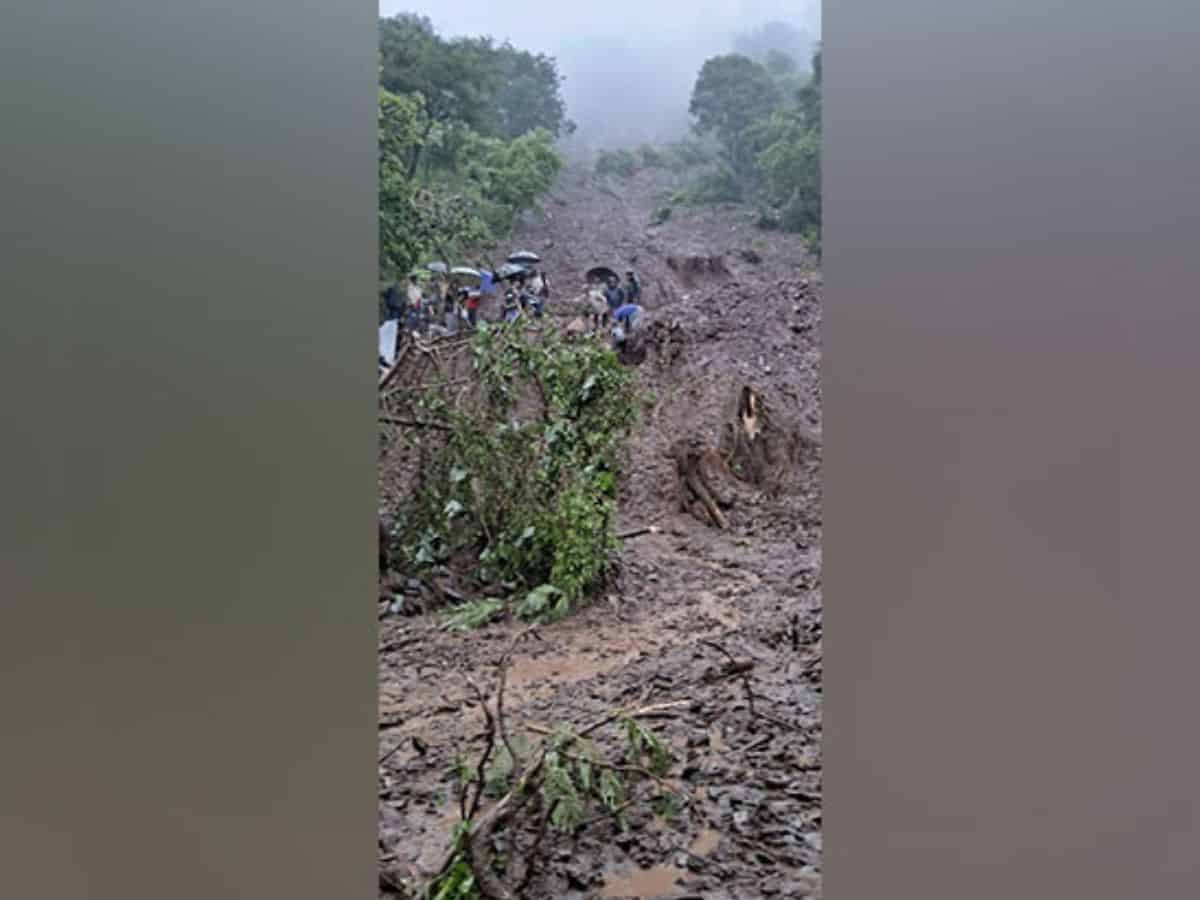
[709,725,731,753]
[601,863,685,898]
[690,828,721,857]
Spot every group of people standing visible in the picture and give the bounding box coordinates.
[382,261,647,358]
[586,270,644,347]
[382,275,462,335]
[501,268,552,323]
[383,265,554,336]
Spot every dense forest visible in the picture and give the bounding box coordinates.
[597,30,822,252]
[377,14,570,281]
[377,14,822,283]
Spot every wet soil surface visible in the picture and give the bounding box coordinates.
[380,166,822,899]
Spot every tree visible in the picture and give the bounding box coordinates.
[378,15,500,136]
[755,43,822,248]
[732,20,813,70]
[492,44,573,140]
[377,88,490,278]
[689,54,782,187]
[756,111,820,234]
[376,17,568,280]
[379,17,571,143]
[458,128,564,233]
[796,45,822,131]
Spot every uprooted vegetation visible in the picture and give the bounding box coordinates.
[379,322,640,624]
[384,630,686,900]
[379,155,823,898]
[596,43,822,255]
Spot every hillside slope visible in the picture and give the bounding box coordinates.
[379,165,823,900]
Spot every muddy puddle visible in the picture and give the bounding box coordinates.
[691,828,721,857]
[599,829,722,898]
[601,863,685,898]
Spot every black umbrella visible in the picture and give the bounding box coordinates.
[508,250,541,265]
[586,265,619,284]
[497,262,529,280]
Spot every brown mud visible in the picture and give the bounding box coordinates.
[379,165,822,899]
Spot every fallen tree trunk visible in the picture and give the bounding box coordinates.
[673,438,729,530]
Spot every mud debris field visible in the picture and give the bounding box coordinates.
[379,165,822,900]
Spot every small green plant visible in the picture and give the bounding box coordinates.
[445,598,505,631]
[802,224,821,260]
[428,822,478,900]
[595,147,637,178]
[678,166,743,205]
[422,653,686,900]
[637,143,666,168]
[649,204,673,226]
[666,136,714,168]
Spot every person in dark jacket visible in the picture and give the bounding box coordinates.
[502,289,522,323]
[624,270,641,304]
[383,283,404,321]
[604,276,625,319]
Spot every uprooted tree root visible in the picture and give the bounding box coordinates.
[381,629,690,899]
[672,385,822,530]
[672,437,733,530]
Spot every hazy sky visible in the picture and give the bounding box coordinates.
[379,1,820,51]
[379,1,821,149]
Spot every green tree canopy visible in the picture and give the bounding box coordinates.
[689,54,782,188]
[376,17,570,282]
[379,14,500,134]
[378,15,571,141]
[689,54,781,146]
[492,43,573,140]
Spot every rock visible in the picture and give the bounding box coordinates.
[565,865,591,889]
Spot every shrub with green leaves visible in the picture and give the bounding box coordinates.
[678,166,744,205]
[681,44,821,243]
[637,143,666,168]
[399,322,638,622]
[594,147,637,178]
[376,16,569,285]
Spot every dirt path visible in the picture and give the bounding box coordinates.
[380,166,822,899]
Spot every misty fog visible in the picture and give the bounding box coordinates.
[379,0,820,153]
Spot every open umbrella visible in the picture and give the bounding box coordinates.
[426,262,449,274]
[586,265,619,284]
[497,262,529,280]
[507,250,541,265]
[450,266,482,283]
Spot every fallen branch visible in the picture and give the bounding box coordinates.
[379,415,454,432]
[462,677,498,824]
[700,639,757,718]
[422,699,690,899]
[378,344,411,390]
[378,740,406,766]
[617,525,661,540]
[496,626,540,781]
